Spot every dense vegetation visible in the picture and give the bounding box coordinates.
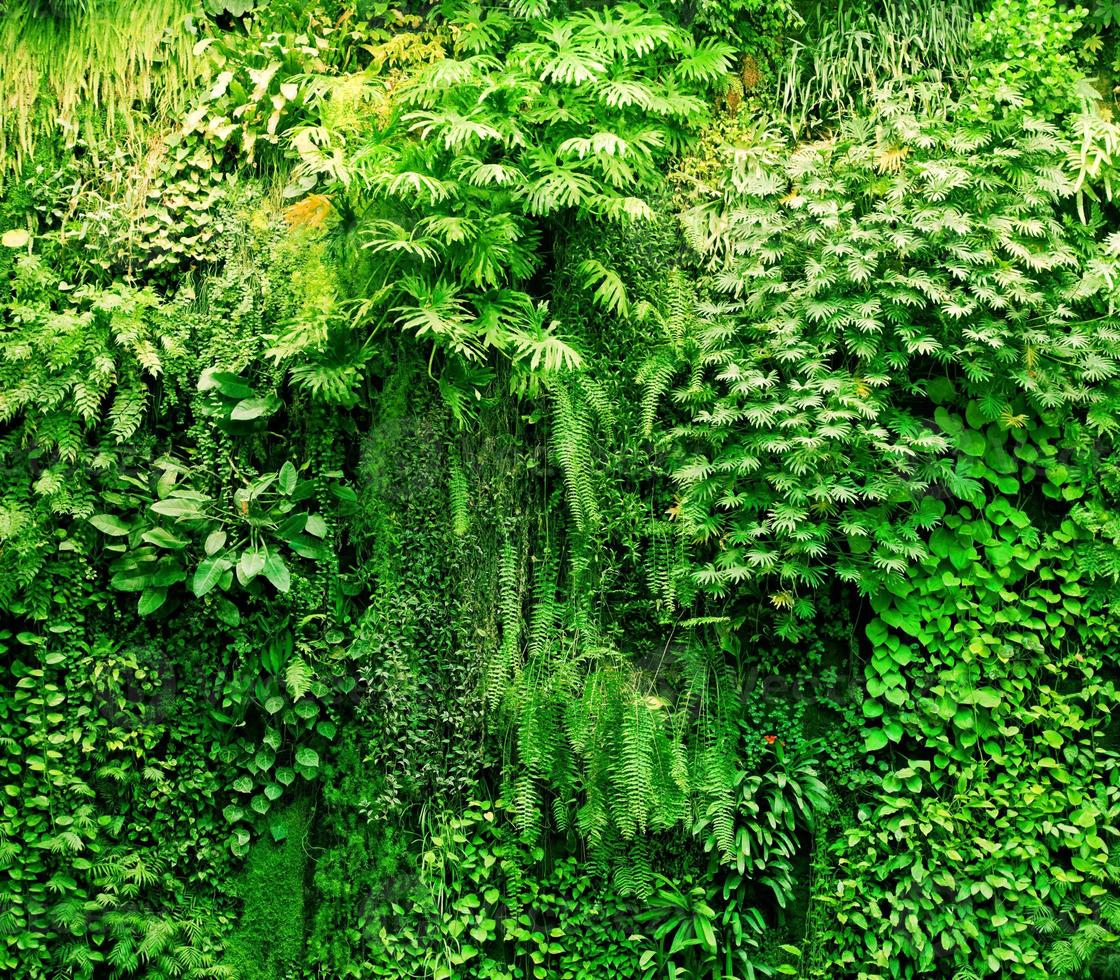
[3,0,1120,977]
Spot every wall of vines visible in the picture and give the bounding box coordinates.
[2,1,1120,978]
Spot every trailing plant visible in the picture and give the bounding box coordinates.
[372,799,647,979]
[7,3,1120,978]
[778,0,979,128]
[0,0,202,179]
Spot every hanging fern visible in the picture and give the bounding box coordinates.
[527,545,559,659]
[549,380,600,535]
[0,0,202,177]
[447,442,470,538]
[488,534,524,710]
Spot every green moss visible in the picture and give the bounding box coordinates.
[226,797,312,980]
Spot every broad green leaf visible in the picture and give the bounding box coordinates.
[198,368,253,398]
[230,395,279,421]
[215,597,241,627]
[151,498,206,519]
[957,429,986,457]
[192,556,228,597]
[111,571,151,592]
[864,728,889,752]
[278,461,297,494]
[138,589,168,616]
[90,514,131,536]
[263,551,291,592]
[238,549,266,584]
[142,527,188,549]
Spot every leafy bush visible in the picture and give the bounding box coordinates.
[965,0,1089,121]
[663,91,1120,633]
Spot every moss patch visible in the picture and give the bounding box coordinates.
[226,796,312,979]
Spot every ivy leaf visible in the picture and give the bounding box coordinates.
[864,729,890,752]
[974,688,1002,709]
[957,429,986,457]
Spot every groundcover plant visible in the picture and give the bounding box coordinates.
[2,0,1120,977]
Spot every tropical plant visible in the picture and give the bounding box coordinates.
[286,0,734,407]
[90,456,331,616]
[5,2,1120,978]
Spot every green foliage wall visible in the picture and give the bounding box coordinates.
[3,1,1120,979]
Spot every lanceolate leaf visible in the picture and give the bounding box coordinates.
[262,551,291,593]
[192,556,229,597]
[137,588,168,615]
